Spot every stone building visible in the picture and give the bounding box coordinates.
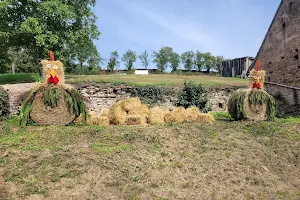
[248,0,300,116]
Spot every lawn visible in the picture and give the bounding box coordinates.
[0,116,299,200]
[65,74,248,87]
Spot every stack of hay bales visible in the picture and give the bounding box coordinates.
[83,98,215,126]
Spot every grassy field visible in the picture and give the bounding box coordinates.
[65,74,248,87]
[0,115,300,200]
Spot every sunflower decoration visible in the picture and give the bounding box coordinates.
[19,51,87,126]
[228,60,276,121]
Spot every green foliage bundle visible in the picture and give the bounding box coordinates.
[0,86,9,117]
[64,88,88,123]
[44,88,60,108]
[176,80,210,112]
[131,85,173,105]
[19,85,87,127]
[228,90,247,120]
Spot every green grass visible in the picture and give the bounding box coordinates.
[65,74,248,87]
[0,116,299,199]
[0,73,39,84]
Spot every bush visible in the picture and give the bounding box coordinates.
[0,73,38,84]
[131,85,173,105]
[0,86,9,117]
[176,80,210,112]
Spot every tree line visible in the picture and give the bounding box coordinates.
[107,47,224,73]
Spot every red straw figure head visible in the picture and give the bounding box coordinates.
[256,59,261,71]
[50,50,54,61]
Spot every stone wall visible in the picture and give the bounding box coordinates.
[265,83,300,116]
[1,82,239,115]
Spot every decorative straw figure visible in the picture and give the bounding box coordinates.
[249,60,265,90]
[41,51,65,85]
[19,51,87,126]
[227,59,276,121]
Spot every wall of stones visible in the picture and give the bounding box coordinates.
[1,83,239,116]
[265,83,300,116]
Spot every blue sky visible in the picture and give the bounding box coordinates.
[92,0,281,70]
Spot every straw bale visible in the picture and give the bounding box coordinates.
[164,107,186,124]
[88,115,110,126]
[125,115,146,126]
[30,90,76,126]
[196,113,215,125]
[121,98,142,112]
[149,107,166,125]
[185,106,201,123]
[128,104,150,117]
[244,89,267,121]
[100,108,110,117]
[108,103,126,125]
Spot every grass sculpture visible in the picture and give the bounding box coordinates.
[228,60,276,121]
[19,51,87,126]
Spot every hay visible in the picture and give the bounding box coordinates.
[196,113,215,125]
[128,104,150,116]
[108,103,126,125]
[88,115,110,126]
[149,107,166,125]
[41,60,65,84]
[30,90,76,126]
[100,108,110,117]
[164,107,186,124]
[125,115,146,126]
[121,98,142,112]
[228,89,248,120]
[185,106,201,123]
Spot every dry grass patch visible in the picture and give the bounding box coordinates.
[0,118,300,199]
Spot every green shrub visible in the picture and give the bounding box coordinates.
[0,73,38,84]
[131,85,173,105]
[0,86,9,117]
[176,80,210,112]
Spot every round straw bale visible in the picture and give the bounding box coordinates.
[30,90,76,126]
[125,115,146,126]
[164,107,186,124]
[121,98,142,112]
[196,113,215,125]
[149,107,165,125]
[228,88,276,121]
[108,103,126,125]
[185,106,201,123]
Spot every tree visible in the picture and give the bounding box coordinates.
[7,47,37,74]
[214,55,224,74]
[203,52,215,73]
[1,0,100,73]
[121,49,137,71]
[152,46,173,72]
[107,51,119,72]
[194,50,205,71]
[181,51,194,71]
[138,50,150,69]
[170,52,181,72]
